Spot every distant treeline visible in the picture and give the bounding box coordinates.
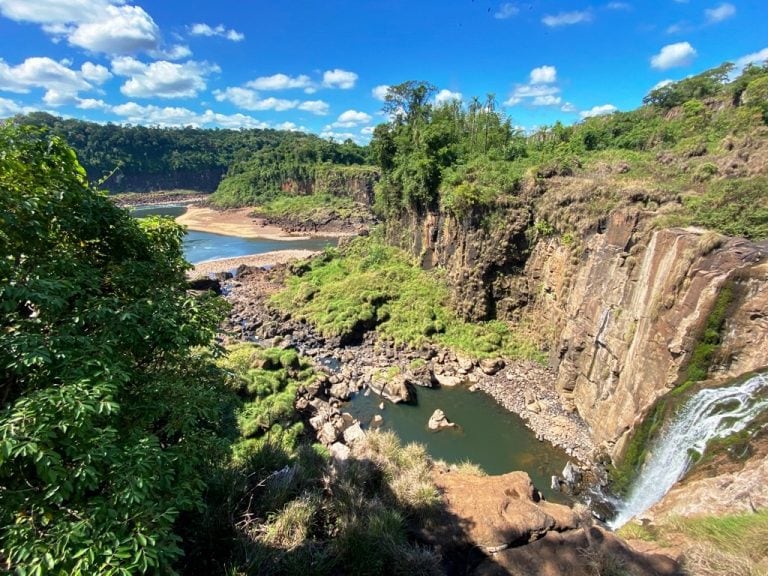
[11,112,372,195]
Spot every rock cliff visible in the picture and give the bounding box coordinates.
[388,203,768,462]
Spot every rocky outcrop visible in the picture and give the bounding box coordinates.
[524,211,768,459]
[279,166,379,206]
[387,204,532,321]
[428,409,456,430]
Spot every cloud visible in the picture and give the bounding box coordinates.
[0,57,94,102]
[435,89,462,105]
[80,61,111,83]
[112,57,219,98]
[560,102,578,112]
[275,121,308,132]
[542,10,592,27]
[533,95,561,106]
[606,2,631,10]
[246,73,312,91]
[530,65,557,84]
[0,95,23,115]
[322,68,358,89]
[704,3,735,23]
[651,42,696,69]
[76,97,110,110]
[494,3,519,19]
[372,84,390,101]
[213,87,298,111]
[109,101,271,128]
[580,104,618,118]
[331,109,372,128]
[297,100,330,115]
[0,0,170,55]
[735,47,768,70]
[189,23,244,42]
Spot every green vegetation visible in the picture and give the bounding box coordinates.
[0,123,230,574]
[272,235,541,359]
[190,342,445,575]
[12,112,372,198]
[617,511,768,576]
[254,193,361,221]
[209,140,373,208]
[371,63,768,240]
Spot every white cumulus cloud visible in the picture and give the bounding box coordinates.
[705,3,735,23]
[0,0,170,55]
[80,61,111,84]
[297,100,330,115]
[435,89,462,105]
[331,109,372,128]
[110,101,271,128]
[580,104,618,118]
[246,73,312,91]
[112,58,219,99]
[0,56,95,104]
[372,84,390,101]
[542,10,592,27]
[189,23,244,42]
[213,87,299,111]
[494,3,519,19]
[322,69,358,89]
[530,65,557,84]
[651,41,697,69]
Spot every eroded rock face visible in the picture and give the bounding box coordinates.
[524,211,768,459]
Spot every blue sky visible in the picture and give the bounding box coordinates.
[0,0,766,142]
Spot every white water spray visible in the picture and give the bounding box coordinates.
[610,372,768,529]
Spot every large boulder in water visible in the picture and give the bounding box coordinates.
[428,409,456,431]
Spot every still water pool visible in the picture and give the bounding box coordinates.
[348,384,570,502]
[130,204,337,264]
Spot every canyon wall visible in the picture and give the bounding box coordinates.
[391,204,768,462]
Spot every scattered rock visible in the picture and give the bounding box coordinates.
[434,373,464,387]
[342,422,366,444]
[428,408,456,431]
[479,357,505,375]
[329,442,350,461]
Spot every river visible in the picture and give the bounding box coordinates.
[131,204,336,264]
[131,203,571,502]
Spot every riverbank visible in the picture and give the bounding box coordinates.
[221,264,597,469]
[179,205,361,242]
[188,249,319,278]
[112,191,208,207]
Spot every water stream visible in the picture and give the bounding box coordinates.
[130,205,337,264]
[610,372,768,528]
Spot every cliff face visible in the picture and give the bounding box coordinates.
[390,205,768,461]
[105,167,226,193]
[280,167,379,205]
[526,212,768,458]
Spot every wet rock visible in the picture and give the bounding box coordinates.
[370,373,413,404]
[428,409,456,431]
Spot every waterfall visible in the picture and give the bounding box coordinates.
[610,372,768,529]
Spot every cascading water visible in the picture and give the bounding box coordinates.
[610,372,768,529]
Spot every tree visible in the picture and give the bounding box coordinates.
[382,80,436,127]
[0,123,229,574]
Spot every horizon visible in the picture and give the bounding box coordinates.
[0,0,766,142]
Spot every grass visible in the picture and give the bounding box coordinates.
[618,511,768,576]
[253,192,365,221]
[271,235,543,360]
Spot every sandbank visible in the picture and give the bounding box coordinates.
[175,206,310,240]
[189,249,317,278]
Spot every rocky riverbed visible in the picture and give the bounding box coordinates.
[218,262,597,469]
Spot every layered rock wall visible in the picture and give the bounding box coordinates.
[390,205,768,461]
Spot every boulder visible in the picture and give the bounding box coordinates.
[330,442,350,461]
[342,422,366,444]
[434,373,464,387]
[479,357,505,375]
[428,409,456,431]
[370,373,413,404]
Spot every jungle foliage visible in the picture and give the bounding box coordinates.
[371,63,768,239]
[0,123,231,574]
